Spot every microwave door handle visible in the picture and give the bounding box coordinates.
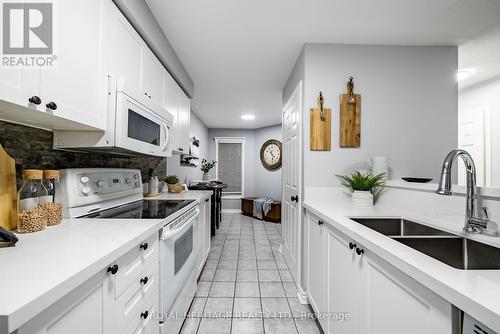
[162,123,170,152]
[160,211,199,240]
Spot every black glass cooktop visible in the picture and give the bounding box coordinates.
[81,200,194,219]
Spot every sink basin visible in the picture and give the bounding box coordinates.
[350,218,500,270]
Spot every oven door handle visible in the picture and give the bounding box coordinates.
[160,211,199,240]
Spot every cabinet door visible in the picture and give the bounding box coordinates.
[177,91,191,154]
[141,48,164,106]
[203,198,212,260]
[108,3,142,85]
[0,68,40,110]
[17,269,114,334]
[40,0,110,130]
[306,213,327,325]
[163,71,180,152]
[327,228,361,334]
[360,250,452,334]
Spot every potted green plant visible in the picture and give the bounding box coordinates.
[164,175,182,193]
[200,159,217,181]
[336,171,385,207]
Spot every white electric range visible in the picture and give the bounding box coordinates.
[60,168,199,334]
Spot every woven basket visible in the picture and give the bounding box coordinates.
[167,183,183,193]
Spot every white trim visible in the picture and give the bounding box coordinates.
[214,137,245,196]
[221,209,242,214]
[297,286,309,305]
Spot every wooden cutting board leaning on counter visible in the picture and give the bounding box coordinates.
[0,144,17,232]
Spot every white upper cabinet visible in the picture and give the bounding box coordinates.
[108,3,142,85]
[141,48,164,106]
[0,0,110,131]
[40,0,110,131]
[163,70,190,154]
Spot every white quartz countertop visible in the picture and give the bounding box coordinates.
[0,190,211,333]
[303,198,500,332]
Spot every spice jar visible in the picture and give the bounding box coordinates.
[42,170,63,226]
[17,169,48,233]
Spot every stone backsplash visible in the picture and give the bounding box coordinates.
[0,121,167,188]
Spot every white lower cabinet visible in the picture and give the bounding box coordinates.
[197,197,212,277]
[305,210,453,334]
[306,212,328,329]
[15,233,160,334]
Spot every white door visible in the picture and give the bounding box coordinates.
[458,107,491,187]
[282,81,302,283]
[40,0,110,130]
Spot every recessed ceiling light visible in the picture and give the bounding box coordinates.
[241,114,255,120]
[457,69,472,82]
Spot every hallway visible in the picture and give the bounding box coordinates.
[179,214,322,334]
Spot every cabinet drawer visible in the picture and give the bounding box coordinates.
[116,234,159,298]
[116,261,159,334]
[123,289,159,334]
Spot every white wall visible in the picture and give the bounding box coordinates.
[207,126,283,200]
[459,75,500,186]
[302,44,458,186]
[167,111,209,183]
[254,125,283,200]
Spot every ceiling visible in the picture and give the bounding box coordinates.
[146,0,500,129]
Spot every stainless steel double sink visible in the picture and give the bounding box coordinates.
[349,218,500,270]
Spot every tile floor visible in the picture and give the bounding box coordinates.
[179,213,323,334]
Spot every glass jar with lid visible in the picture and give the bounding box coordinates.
[42,170,63,226]
[17,169,48,233]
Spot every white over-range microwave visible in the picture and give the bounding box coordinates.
[53,78,173,157]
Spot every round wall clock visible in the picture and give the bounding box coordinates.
[260,139,282,171]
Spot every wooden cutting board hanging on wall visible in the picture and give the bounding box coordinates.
[339,76,361,148]
[310,92,331,151]
[0,145,17,231]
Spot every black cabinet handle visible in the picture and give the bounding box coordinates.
[140,242,148,250]
[205,199,209,202]
[46,102,57,110]
[349,242,356,250]
[178,148,184,151]
[356,247,365,255]
[140,276,149,285]
[28,96,41,105]
[141,311,149,319]
[291,195,298,202]
[318,220,324,226]
[107,264,119,275]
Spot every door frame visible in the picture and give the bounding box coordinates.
[281,80,304,300]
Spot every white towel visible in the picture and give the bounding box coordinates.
[253,197,274,219]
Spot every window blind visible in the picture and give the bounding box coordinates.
[217,142,242,194]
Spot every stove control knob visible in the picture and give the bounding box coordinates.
[81,187,90,195]
[133,174,139,180]
[80,176,90,184]
[96,180,105,188]
[135,181,140,187]
[125,177,131,184]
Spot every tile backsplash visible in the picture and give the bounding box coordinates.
[0,121,167,188]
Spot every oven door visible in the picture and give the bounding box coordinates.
[115,91,170,157]
[159,208,199,315]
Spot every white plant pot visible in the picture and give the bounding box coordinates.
[352,191,374,207]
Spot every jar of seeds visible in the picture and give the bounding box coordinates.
[17,169,48,233]
[42,170,63,226]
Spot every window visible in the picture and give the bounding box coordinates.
[215,137,245,196]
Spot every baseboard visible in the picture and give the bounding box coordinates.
[221,209,242,214]
[297,286,308,304]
